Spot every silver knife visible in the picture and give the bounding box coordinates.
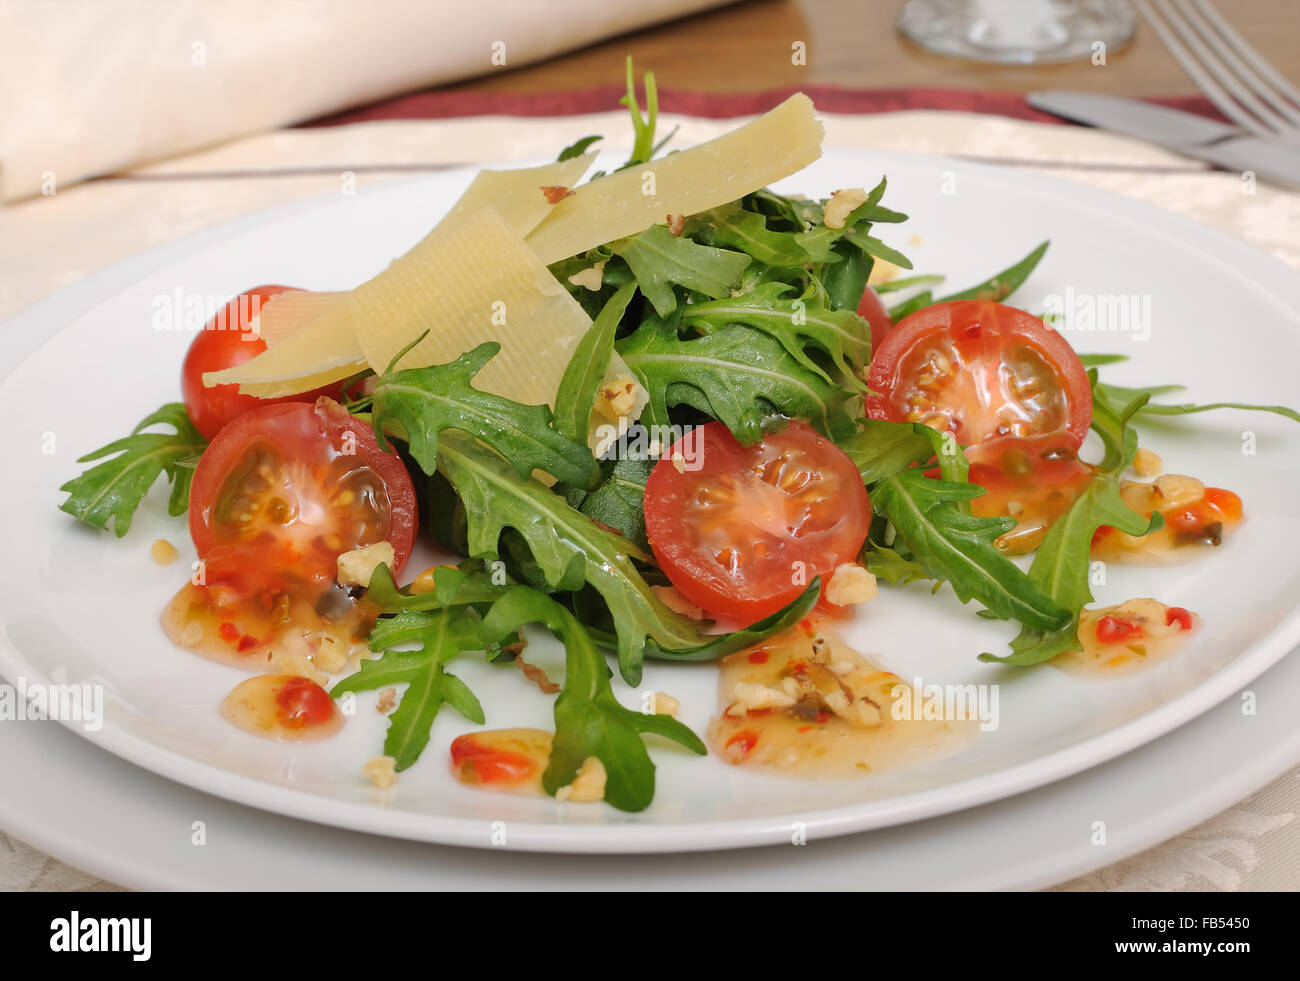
[1027,90,1300,188]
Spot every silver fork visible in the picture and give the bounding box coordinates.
[1135,0,1300,143]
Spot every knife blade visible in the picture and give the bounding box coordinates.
[1027,90,1300,188]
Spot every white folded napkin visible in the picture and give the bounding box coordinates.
[0,0,734,201]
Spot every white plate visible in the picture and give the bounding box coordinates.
[2,148,1299,853]
[3,633,1296,890]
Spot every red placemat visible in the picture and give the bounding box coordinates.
[301,85,1229,128]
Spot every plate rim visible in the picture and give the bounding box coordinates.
[4,147,1300,853]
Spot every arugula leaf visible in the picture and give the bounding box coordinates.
[578,454,654,551]
[683,202,812,268]
[843,232,914,270]
[609,224,752,317]
[1079,355,1300,425]
[370,341,599,489]
[558,135,602,162]
[934,241,1049,304]
[679,282,872,388]
[618,315,858,444]
[362,562,507,614]
[887,290,933,322]
[872,274,945,294]
[553,283,638,444]
[620,56,660,168]
[821,244,873,313]
[882,242,1049,321]
[641,581,820,663]
[870,468,1070,630]
[58,403,207,536]
[865,544,931,586]
[478,585,705,812]
[1098,381,1300,424]
[330,609,486,770]
[836,418,937,485]
[433,431,712,685]
[1076,353,1129,368]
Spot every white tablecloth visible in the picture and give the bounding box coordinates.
[1,107,1296,891]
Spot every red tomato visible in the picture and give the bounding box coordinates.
[856,285,894,354]
[188,399,417,596]
[275,677,336,730]
[181,285,345,441]
[643,420,872,624]
[865,300,1092,449]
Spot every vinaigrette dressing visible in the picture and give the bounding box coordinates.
[709,621,975,778]
[1054,598,1197,677]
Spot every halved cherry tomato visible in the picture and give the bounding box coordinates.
[866,300,1092,449]
[856,285,894,354]
[643,420,871,624]
[188,398,417,597]
[181,285,346,440]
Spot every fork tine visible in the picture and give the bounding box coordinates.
[1135,0,1281,140]
[1179,0,1300,131]
[1148,0,1295,139]
[1189,0,1300,117]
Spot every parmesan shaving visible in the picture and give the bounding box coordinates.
[525,94,824,265]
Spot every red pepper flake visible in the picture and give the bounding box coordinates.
[218,621,240,643]
[798,618,816,636]
[540,185,573,204]
[236,634,260,652]
[747,650,770,664]
[1097,615,1143,645]
[1165,607,1194,631]
[724,730,759,762]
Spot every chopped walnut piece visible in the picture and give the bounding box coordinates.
[594,375,640,422]
[376,687,397,714]
[541,185,573,203]
[731,681,797,711]
[652,692,680,717]
[314,633,348,674]
[150,538,178,565]
[666,213,685,236]
[336,541,395,588]
[555,756,607,802]
[823,187,869,229]
[825,563,879,607]
[363,756,398,789]
[1153,474,1205,510]
[1133,448,1163,477]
